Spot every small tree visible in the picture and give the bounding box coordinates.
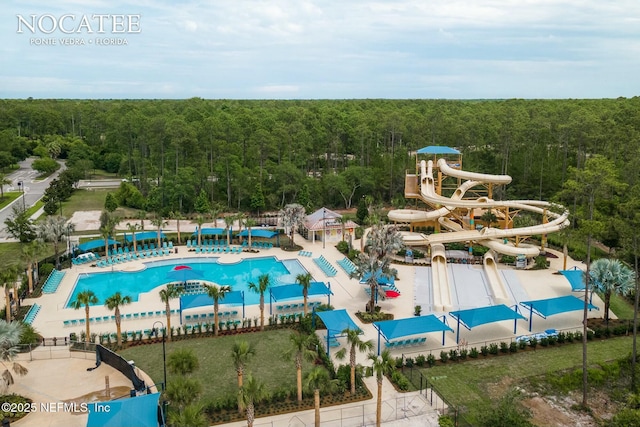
[159,283,183,342]
[336,328,373,395]
[284,332,317,402]
[205,283,232,336]
[0,320,29,394]
[168,348,199,375]
[238,374,268,427]
[104,192,118,212]
[295,273,313,316]
[280,203,306,248]
[590,258,635,325]
[105,292,132,347]
[368,349,395,427]
[304,367,338,427]
[248,274,271,331]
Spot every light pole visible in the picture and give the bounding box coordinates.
[322,208,326,249]
[152,321,167,392]
[17,181,26,211]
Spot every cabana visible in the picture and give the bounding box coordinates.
[448,304,526,343]
[77,238,119,253]
[87,392,162,427]
[519,295,598,331]
[238,229,280,247]
[313,309,360,355]
[179,291,245,323]
[269,282,332,314]
[372,315,453,355]
[192,227,226,236]
[124,231,165,243]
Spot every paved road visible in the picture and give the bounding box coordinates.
[0,158,65,241]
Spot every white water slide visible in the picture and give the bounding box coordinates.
[388,158,570,256]
[430,243,453,312]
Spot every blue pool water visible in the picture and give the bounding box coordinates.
[66,256,308,307]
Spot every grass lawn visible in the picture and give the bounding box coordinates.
[0,192,21,210]
[0,242,54,268]
[608,293,635,319]
[414,336,634,417]
[61,189,109,215]
[119,329,313,403]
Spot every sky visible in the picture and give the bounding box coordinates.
[1,0,639,99]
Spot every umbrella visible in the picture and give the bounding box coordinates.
[385,290,401,298]
[173,265,192,271]
[166,267,204,282]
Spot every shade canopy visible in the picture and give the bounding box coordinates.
[166,268,204,282]
[179,291,244,311]
[124,231,164,242]
[520,295,598,331]
[560,268,586,291]
[238,229,279,238]
[270,282,332,301]
[192,227,226,236]
[314,309,359,336]
[87,392,160,427]
[77,238,119,252]
[449,304,526,343]
[416,146,461,155]
[361,270,395,285]
[374,315,452,341]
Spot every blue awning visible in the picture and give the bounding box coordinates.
[373,315,453,354]
[270,282,332,301]
[238,229,279,238]
[314,309,359,336]
[416,146,461,155]
[87,392,160,427]
[180,291,244,311]
[192,227,226,236]
[124,231,165,242]
[449,304,526,343]
[361,271,395,285]
[77,238,119,252]
[520,295,598,331]
[560,268,586,291]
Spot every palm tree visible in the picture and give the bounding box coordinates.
[99,211,118,257]
[104,292,132,347]
[136,210,147,231]
[21,240,44,294]
[244,218,257,248]
[167,348,200,375]
[335,215,347,242]
[150,215,168,249]
[590,258,635,325]
[70,290,98,344]
[248,274,271,331]
[0,320,29,394]
[194,215,206,247]
[231,340,255,389]
[167,403,208,427]
[236,212,247,243]
[126,222,141,253]
[36,215,75,270]
[238,374,268,427]
[295,273,313,316]
[205,283,232,336]
[284,332,316,402]
[481,210,498,227]
[159,283,183,342]
[224,214,236,246]
[304,366,338,427]
[368,349,395,427]
[170,211,185,244]
[0,267,19,322]
[335,328,373,395]
[209,206,221,243]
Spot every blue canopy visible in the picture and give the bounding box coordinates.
[373,315,453,354]
[77,238,119,252]
[560,268,586,291]
[166,268,204,282]
[124,231,164,242]
[180,291,244,311]
[520,295,598,331]
[416,146,461,155]
[192,228,226,236]
[269,282,332,314]
[314,309,360,355]
[87,392,161,427]
[449,304,526,343]
[238,229,279,238]
[361,271,395,285]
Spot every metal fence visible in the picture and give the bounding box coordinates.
[251,394,438,427]
[16,340,96,361]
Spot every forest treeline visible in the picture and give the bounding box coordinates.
[1,97,640,217]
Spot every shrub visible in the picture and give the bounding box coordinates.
[489,343,499,355]
[336,240,349,254]
[39,263,55,279]
[415,354,426,367]
[518,340,527,350]
[438,414,456,427]
[439,351,449,363]
[426,354,436,367]
[509,342,518,353]
[391,370,410,391]
[404,357,414,368]
[557,332,566,343]
[459,348,468,360]
[499,342,509,354]
[480,345,489,356]
[547,335,557,346]
[395,357,404,369]
[469,347,479,358]
[540,337,549,347]
[448,349,459,362]
[529,337,538,349]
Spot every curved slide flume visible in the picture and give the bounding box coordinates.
[483,252,511,305]
[430,243,453,312]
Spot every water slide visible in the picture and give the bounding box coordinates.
[430,243,453,312]
[388,158,570,255]
[483,252,510,305]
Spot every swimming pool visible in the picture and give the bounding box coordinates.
[66,256,309,307]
